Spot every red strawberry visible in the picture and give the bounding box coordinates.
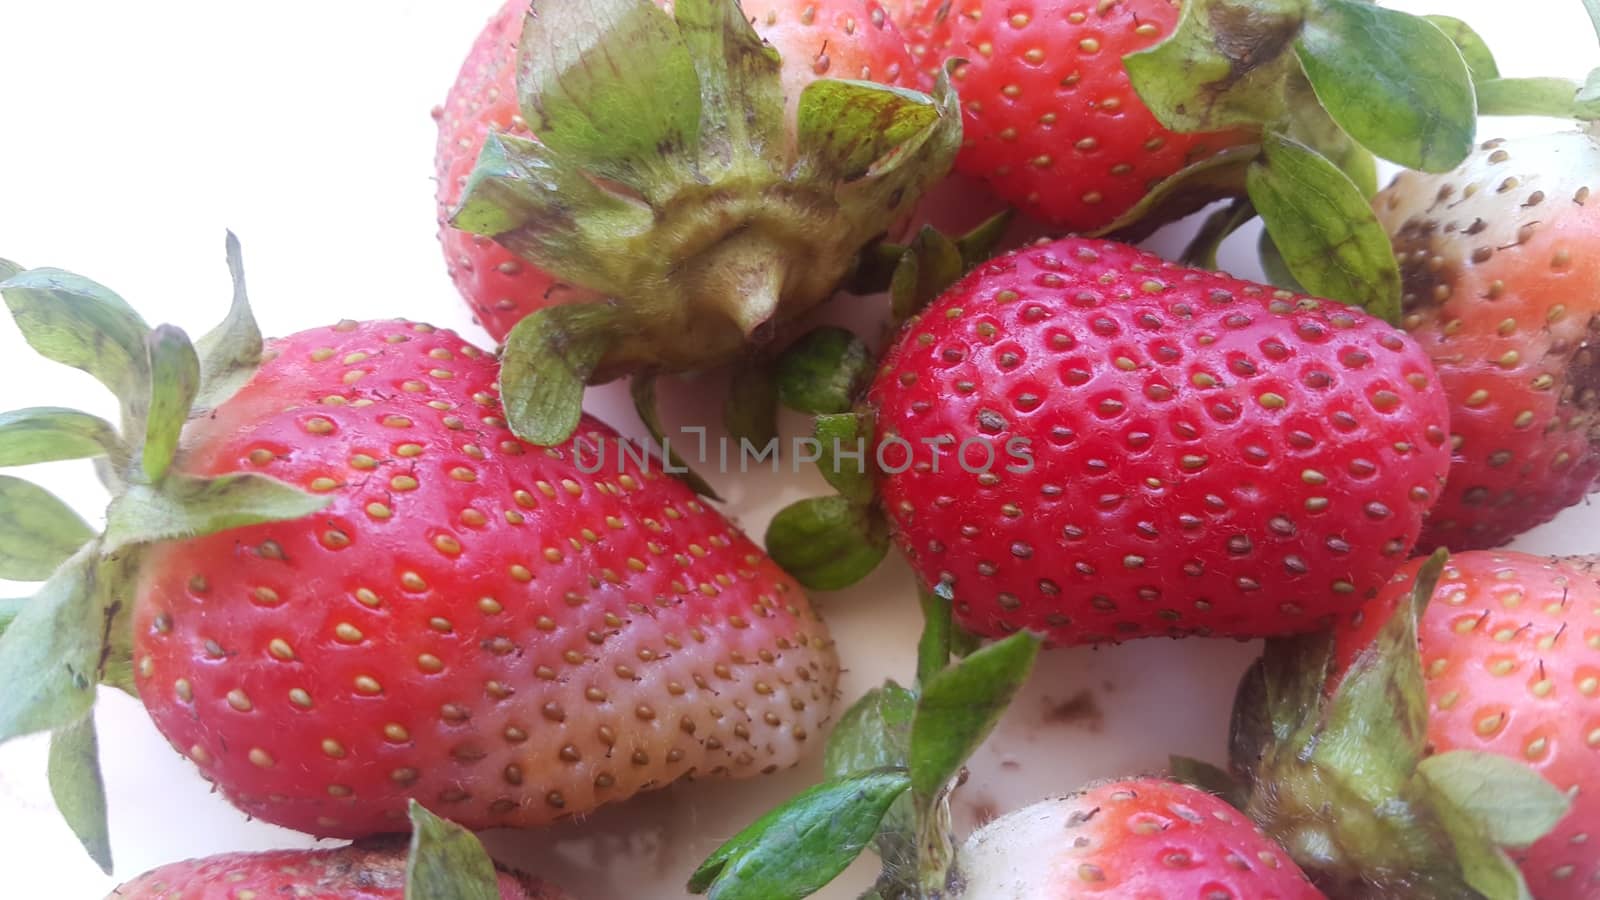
[1331,551,1600,898]
[957,779,1324,898]
[129,318,836,837]
[1374,130,1600,551]
[108,842,561,899]
[899,0,1249,232]
[867,237,1450,645]
[435,0,920,343]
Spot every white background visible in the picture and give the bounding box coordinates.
[1,1,1597,897]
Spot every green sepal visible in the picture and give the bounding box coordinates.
[908,630,1039,807]
[1246,132,1401,323]
[1124,0,1307,133]
[1257,231,1305,293]
[1091,145,1257,240]
[1281,72,1377,197]
[1424,15,1499,83]
[49,714,112,873]
[1179,199,1254,270]
[0,407,124,469]
[0,475,94,581]
[687,768,913,900]
[193,232,265,412]
[1170,755,1248,811]
[673,0,785,176]
[499,304,619,447]
[516,0,702,202]
[890,226,964,324]
[796,78,946,184]
[0,550,104,743]
[630,374,721,499]
[137,324,201,483]
[850,210,1012,299]
[1477,76,1600,121]
[723,363,780,448]
[0,268,151,430]
[814,412,875,503]
[1295,0,1475,173]
[103,473,331,554]
[405,801,502,900]
[451,133,655,297]
[1416,750,1571,849]
[1413,758,1540,900]
[764,495,889,591]
[776,327,871,415]
[0,597,23,639]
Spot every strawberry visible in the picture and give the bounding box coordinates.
[1374,129,1600,551]
[898,0,1249,232]
[435,0,920,343]
[435,0,958,446]
[866,236,1450,645]
[0,242,836,865]
[957,779,1323,899]
[111,848,546,900]
[108,804,566,899]
[1328,551,1600,898]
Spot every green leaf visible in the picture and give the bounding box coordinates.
[1246,132,1401,323]
[451,133,656,296]
[1281,72,1377,197]
[1423,15,1499,83]
[405,801,501,900]
[0,475,94,581]
[813,413,875,504]
[1416,751,1572,849]
[102,473,329,553]
[516,0,701,201]
[1092,145,1258,240]
[688,769,911,900]
[1123,0,1307,133]
[723,363,779,448]
[776,327,871,415]
[0,407,123,469]
[797,79,944,182]
[49,715,112,873]
[1,268,151,421]
[1476,77,1599,120]
[908,630,1040,805]
[826,683,917,779]
[630,375,721,500]
[672,0,785,176]
[499,304,618,447]
[824,682,918,875]
[193,232,264,411]
[1296,0,1475,172]
[1169,755,1247,811]
[138,325,201,483]
[764,495,889,591]
[0,553,101,742]
[1258,232,1306,294]
[916,583,954,687]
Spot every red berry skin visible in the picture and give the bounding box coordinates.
[959,779,1325,899]
[132,320,837,838]
[1335,552,1600,899]
[868,238,1451,646]
[106,842,564,899]
[434,0,916,343]
[1374,131,1600,551]
[901,0,1249,232]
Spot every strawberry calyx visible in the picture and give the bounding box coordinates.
[0,236,327,873]
[449,0,962,446]
[1205,550,1572,900]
